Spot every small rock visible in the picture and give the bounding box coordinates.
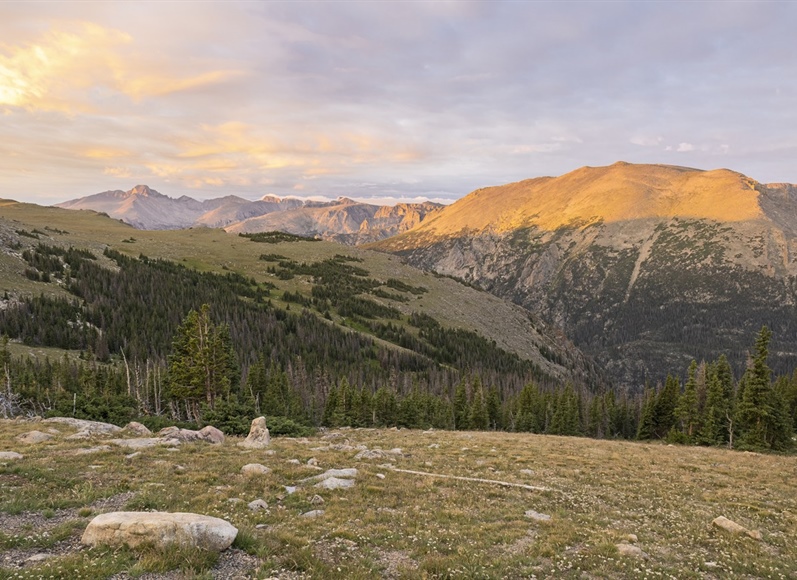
[315,477,355,490]
[284,486,297,494]
[241,463,271,475]
[302,468,358,483]
[287,459,301,465]
[123,421,152,436]
[310,495,324,505]
[238,417,270,449]
[301,509,324,518]
[376,473,385,479]
[0,451,24,460]
[227,498,244,504]
[524,510,551,522]
[712,516,762,540]
[26,554,54,563]
[307,457,318,466]
[616,543,647,558]
[428,443,440,448]
[125,452,142,460]
[519,469,535,476]
[625,533,639,543]
[248,499,268,511]
[75,446,111,455]
[16,430,53,444]
[174,465,186,472]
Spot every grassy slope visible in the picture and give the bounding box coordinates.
[0,420,794,578]
[0,200,584,382]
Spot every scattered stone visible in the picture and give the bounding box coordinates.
[301,510,325,518]
[284,486,297,494]
[45,428,60,434]
[123,421,152,436]
[303,468,358,482]
[376,473,385,479]
[428,443,440,449]
[241,463,271,476]
[307,457,318,466]
[519,469,535,476]
[108,437,178,450]
[125,452,142,460]
[616,543,647,558]
[329,443,355,452]
[625,533,639,543]
[354,449,384,460]
[26,554,54,563]
[315,477,356,490]
[156,425,224,444]
[81,511,238,551]
[198,425,225,444]
[310,495,324,505]
[45,417,122,438]
[16,430,52,444]
[248,499,268,511]
[75,446,111,455]
[524,510,551,522]
[227,498,244,505]
[174,465,186,472]
[238,416,270,449]
[0,451,23,460]
[712,516,762,540]
[287,459,301,465]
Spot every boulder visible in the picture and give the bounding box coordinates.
[81,511,237,551]
[123,421,152,436]
[75,445,112,455]
[238,417,270,449]
[302,468,358,483]
[198,425,225,444]
[155,426,224,444]
[315,477,356,490]
[616,543,647,558]
[0,451,23,460]
[301,510,325,518]
[241,463,271,475]
[247,499,268,511]
[44,417,122,438]
[16,430,52,444]
[712,516,762,540]
[524,510,551,522]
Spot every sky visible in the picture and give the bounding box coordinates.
[1,1,796,206]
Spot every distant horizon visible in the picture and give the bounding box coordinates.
[3,2,797,205]
[49,159,797,208]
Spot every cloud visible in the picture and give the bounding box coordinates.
[630,136,663,147]
[0,21,244,113]
[677,143,695,152]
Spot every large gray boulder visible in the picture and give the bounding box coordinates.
[43,417,122,438]
[123,421,153,436]
[238,417,270,449]
[156,426,225,444]
[15,430,53,444]
[81,511,238,551]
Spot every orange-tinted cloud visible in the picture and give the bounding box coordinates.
[0,21,243,113]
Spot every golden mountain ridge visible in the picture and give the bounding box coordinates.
[408,162,770,237]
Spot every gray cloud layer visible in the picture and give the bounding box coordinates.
[1,1,795,204]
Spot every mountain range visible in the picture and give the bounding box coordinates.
[54,162,797,387]
[372,161,797,386]
[56,185,443,243]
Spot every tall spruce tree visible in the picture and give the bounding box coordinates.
[166,304,238,421]
[736,326,777,449]
[676,360,700,440]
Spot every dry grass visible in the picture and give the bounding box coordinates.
[1,419,795,578]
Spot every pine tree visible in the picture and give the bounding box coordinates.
[636,387,656,440]
[453,379,469,430]
[653,375,680,438]
[468,378,489,431]
[699,355,734,446]
[736,326,776,449]
[676,360,700,440]
[166,304,237,421]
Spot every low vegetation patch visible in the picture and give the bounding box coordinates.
[0,421,794,578]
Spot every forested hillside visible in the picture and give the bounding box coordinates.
[0,199,795,451]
